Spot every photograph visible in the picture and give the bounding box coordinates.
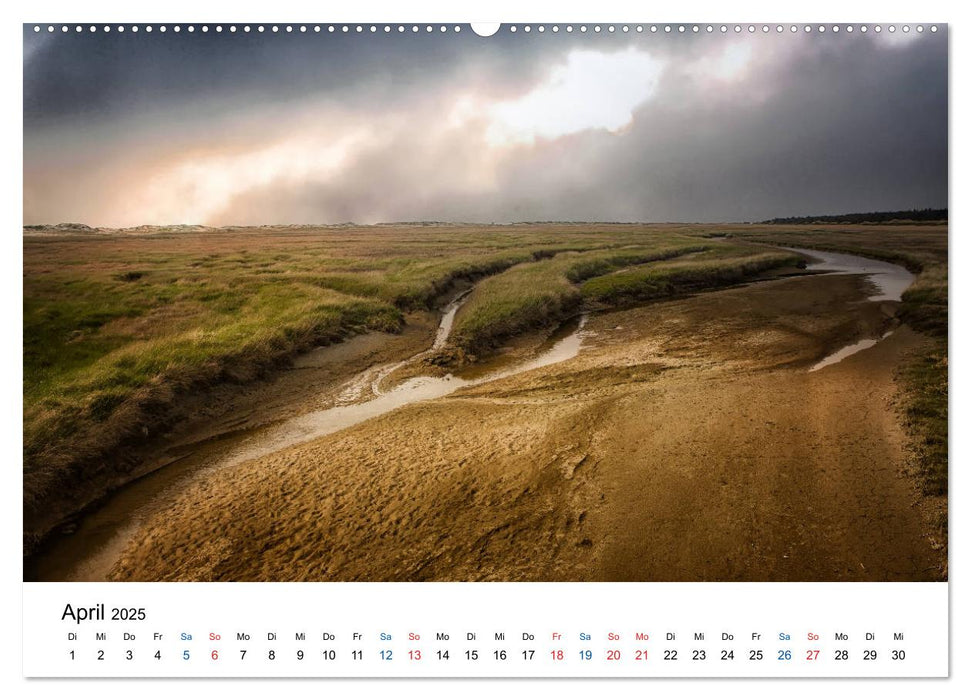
[23,22,947,585]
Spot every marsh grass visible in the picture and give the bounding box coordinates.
[579,250,802,305]
[899,349,948,497]
[450,242,799,354]
[450,241,708,353]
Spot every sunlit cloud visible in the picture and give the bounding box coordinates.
[115,129,372,225]
[710,42,754,80]
[484,48,664,146]
[684,40,756,85]
[103,48,672,226]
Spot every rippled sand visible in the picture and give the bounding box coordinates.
[108,273,944,582]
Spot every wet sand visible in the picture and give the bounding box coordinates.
[104,271,944,582]
[25,311,442,581]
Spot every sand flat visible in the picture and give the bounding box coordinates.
[106,273,943,582]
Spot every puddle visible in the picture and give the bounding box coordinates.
[433,289,471,350]
[222,314,587,467]
[783,247,914,371]
[809,330,895,372]
[785,247,915,302]
[336,289,471,403]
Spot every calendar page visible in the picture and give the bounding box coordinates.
[19,3,952,687]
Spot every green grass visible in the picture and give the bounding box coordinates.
[580,250,801,305]
[450,242,800,354]
[450,240,708,352]
[899,350,948,497]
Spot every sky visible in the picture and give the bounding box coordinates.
[23,24,948,226]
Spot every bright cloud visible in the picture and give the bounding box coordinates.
[688,41,755,83]
[117,130,371,225]
[711,42,754,80]
[484,48,664,146]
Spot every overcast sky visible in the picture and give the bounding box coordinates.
[23,25,947,226]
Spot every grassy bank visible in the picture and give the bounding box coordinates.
[899,350,948,499]
[450,242,800,354]
[580,250,802,305]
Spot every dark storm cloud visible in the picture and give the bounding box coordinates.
[23,24,947,225]
[23,25,576,125]
[491,31,949,222]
